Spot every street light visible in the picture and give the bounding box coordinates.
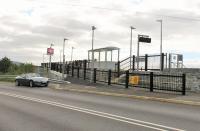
[130,26,136,70]
[90,26,96,82]
[60,49,62,64]
[156,19,163,71]
[62,38,68,80]
[43,53,45,63]
[71,47,75,62]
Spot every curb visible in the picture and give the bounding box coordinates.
[51,86,200,106]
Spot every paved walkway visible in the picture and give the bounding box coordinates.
[49,77,200,106]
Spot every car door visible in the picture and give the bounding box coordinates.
[24,74,31,86]
[17,74,26,85]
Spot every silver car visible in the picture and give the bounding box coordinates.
[15,73,49,87]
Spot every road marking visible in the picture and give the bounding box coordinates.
[0,91,185,131]
[53,87,200,106]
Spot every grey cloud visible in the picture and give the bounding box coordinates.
[116,9,200,41]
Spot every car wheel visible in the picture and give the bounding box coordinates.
[45,82,49,87]
[15,80,20,86]
[29,81,34,87]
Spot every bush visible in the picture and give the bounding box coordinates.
[0,57,12,73]
[0,56,35,75]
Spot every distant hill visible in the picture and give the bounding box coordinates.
[12,61,23,66]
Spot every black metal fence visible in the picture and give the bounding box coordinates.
[42,60,186,95]
[116,53,167,72]
[66,66,186,95]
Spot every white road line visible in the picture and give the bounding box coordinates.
[0,91,185,131]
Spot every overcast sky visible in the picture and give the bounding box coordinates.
[0,0,200,67]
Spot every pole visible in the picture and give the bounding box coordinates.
[43,54,45,63]
[160,20,163,71]
[49,54,51,70]
[71,47,74,62]
[90,26,96,82]
[157,19,163,71]
[60,50,62,64]
[49,43,53,71]
[161,20,163,57]
[130,27,132,70]
[130,26,136,70]
[137,35,140,71]
[62,38,67,80]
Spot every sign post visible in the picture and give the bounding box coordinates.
[137,35,151,70]
[47,46,54,71]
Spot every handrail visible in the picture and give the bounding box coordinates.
[120,56,131,63]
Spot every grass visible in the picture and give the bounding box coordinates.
[0,76,16,82]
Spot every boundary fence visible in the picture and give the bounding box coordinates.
[65,66,186,95]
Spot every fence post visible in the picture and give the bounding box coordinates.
[59,64,62,73]
[67,64,69,74]
[132,55,135,71]
[161,53,164,71]
[93,68,96,83]
[77,67,80,78]
[182,74,186,95]
[72,63,74,77]
[150,72,153,92]
[117,61,120,77]
[125,70,129,88]
[108,70,111,85]
[145,54,148,71]
[83,60,86,80]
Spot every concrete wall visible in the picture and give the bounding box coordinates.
[164,68,200,92]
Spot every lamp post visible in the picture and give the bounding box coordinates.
[90,26,96,82]
[156,19,163,71]
[71,47,74,62]
[62,38,68,80]
[60,49,62,64]
[130,26,136,70]
[43,53,45,63]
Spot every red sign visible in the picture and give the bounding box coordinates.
[47,48,54,55]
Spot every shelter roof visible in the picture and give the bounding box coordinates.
[88,46,119,52]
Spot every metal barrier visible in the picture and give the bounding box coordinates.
[50,64,186,95]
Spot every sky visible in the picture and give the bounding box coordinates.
[0,0,200,67]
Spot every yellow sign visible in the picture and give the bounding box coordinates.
[129,76,140,85]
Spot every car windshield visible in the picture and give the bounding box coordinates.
[26,73,41,78]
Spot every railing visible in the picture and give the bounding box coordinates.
[115,53,167,72]
[45,56,186,95]
[65,66,186,95]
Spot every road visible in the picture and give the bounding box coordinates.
[0,83,199,131]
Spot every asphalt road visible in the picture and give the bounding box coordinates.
[0,83,200,131]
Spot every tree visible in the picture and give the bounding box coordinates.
[0,57,12,73]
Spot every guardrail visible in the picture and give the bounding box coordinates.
[0,75,17,78]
